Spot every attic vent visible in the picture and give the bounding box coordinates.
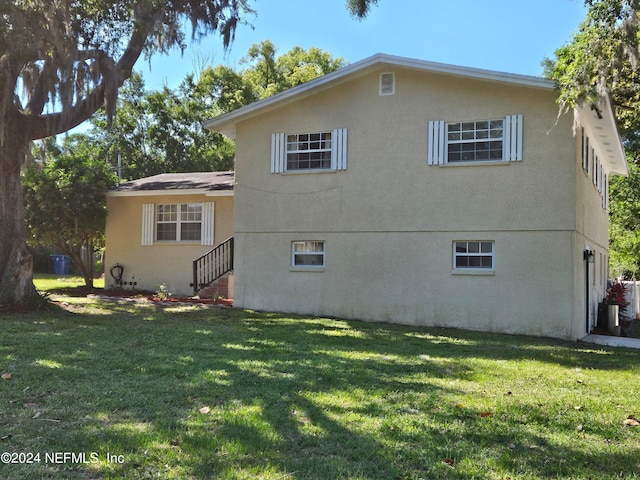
[379,72,395,95]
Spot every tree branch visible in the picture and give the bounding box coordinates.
[24,59,57,115]
[23,24,149,140]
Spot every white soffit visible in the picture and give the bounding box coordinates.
[579,98,628,176]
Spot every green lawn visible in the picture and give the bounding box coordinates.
[1,284,639,479]
[33,274,105,292]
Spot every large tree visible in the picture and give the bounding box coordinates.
[547,0,640,277]
[0,0,380,305]
[0,0,251,304]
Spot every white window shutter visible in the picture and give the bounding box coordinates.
[504,114,523,161]
[141,203,154,246]
[270,133,286,173]
[428,120,445,165]
[598,163,603,193]
[332,128,348,170]
[599,163,603,192]
[201,202,215,246]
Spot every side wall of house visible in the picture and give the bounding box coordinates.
[232,67,583,339]
[573,128,613,336]
[105,194,234,296]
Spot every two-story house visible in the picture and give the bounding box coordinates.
[203,53,626,340]
[104,53,627,340]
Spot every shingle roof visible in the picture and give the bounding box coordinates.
[108,171,234,195]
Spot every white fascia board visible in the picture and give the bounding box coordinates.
[106,189,234,197]
[203,53,555,138]
[379,54,555,89]
[578,97,628,176]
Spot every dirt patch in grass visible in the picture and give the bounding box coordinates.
[0,281,233,313]
[49,286,233,307]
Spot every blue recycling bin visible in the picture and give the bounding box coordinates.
[50,255,71,275]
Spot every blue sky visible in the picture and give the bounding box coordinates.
[138,0,588,91]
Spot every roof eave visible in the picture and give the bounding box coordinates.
[106,188,234,198]
[578,97,628,177]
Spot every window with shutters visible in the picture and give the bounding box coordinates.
[271,128,348,173]
[428,115,522,165]
[581,129,610,211]
[141,202,214,246]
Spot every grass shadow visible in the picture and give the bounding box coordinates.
[1,303,639,479]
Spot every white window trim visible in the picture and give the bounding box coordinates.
[285,132,333,171]
[290,240,325,272]
[271,129,347,174]
[156,203,202,243]
[428,114,522,165]
[447,119,504,163]
[452,240,495,275]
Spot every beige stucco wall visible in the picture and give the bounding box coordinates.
[234,230,577,338]
[574,132,612,334]
[230,66,610,340]
[105,193,233,296]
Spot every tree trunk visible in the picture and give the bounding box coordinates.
[0,120,37,305]
[87,238,94,289]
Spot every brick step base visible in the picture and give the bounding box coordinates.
[197,272,232,299]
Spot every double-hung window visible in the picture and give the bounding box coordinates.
[286,132,333,170]
[156,203,202,241]
[271,128,348,173]
[291,241,325,268]
[428,114,522,165]
[453,241,495,271]
[447,120,504,162]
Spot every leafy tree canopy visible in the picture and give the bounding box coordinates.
[22,135,117,287]
[1,0,253,140]
[240,40,346,98]
[87,41,345,180]
[546,0,640,277]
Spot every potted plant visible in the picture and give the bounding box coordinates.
[605,282,629,335]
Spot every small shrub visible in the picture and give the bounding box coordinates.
[25,291,55,311]
[155,283,172,300]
